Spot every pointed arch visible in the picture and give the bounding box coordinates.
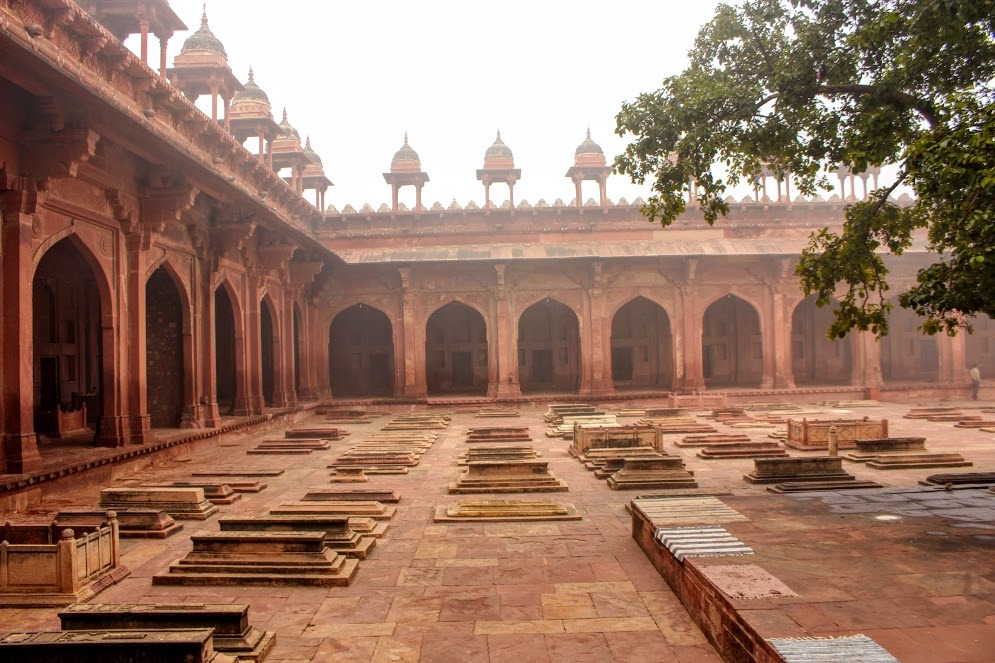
[214,279,243,416]
[518,297,580,392]
[702,294,763,388]
[145,264,188,427]
[425,300,488,395]
[329,303,395,397]
[881,303,939,382]
[610,295,674,389]
[260,294,279,406]
[790,295,853,385]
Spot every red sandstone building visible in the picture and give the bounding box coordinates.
[1,0,992,476]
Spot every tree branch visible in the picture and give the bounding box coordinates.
[818,84,939,127]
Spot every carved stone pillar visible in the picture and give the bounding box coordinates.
[398,268,425,397]
[1,185,43,472]
[588,262,613,395]
[769,288,795,389]
[492,264,520,398]
[191,227,220,427]
[677,284,705,391]
[124,229,153,443]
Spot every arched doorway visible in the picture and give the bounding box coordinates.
[966,314,995,378]
[702,295,763,388]
[260,297,277,406]
[329,304,395,397]
[518,298,580,392]
[145,266,186,428]
[425,301,488,395]
[32,238,106,438]
[611,297,673,389]
[791,296,853,384]
[215,285,238,416]
[882,305,939,382]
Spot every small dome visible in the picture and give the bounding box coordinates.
[392,132,420,165]
[575,128,603,156]
[303,136,321,166]
[231,67,270,107]
[484,131,513,161]
[181,7,227,58]
[278,108,300,141]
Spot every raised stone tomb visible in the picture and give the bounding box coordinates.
[329,467,367,483]
[0,518,130,606]
[643,421,717,434]
[59,602,275,662]
[153,531,358,587]
[843,437,927,461]
[607,457,698,490]
[219,515,376,559]
[904,407,961,419]
[286,427,349,440]
[54,509,182,539]
[544,404,602,423]
[99,487,218,520]
[0,629,229,663]
[139,482,240,505]
[166,480,266,493]
[922,472,995,486]
[572,425,663,455]
[866,453,972,470]
[303,489,401,503]
[466,426,532,442]
[696,441,788,459]
[450,460,569,493]
[744,456,857,484]
[434,499,581,522]
[270,501,397,520]
[784,417,888,451]
[476,407,521,418]
[255,439,330,449]
[459,445,541,464]
[675,434,753,448]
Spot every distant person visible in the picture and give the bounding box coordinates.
[969,364,982,400]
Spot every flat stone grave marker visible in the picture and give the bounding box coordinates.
[270,501,396,520]
[303,489,400,503]
[434,499,581,522]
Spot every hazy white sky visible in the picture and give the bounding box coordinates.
[132,0,725,211]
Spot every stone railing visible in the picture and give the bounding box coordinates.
[0,514,127,606]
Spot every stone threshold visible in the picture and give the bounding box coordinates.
[0,404,318,505]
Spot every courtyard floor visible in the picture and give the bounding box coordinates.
[0,399,993,662]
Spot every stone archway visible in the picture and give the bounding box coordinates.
[518,298,580,393]
[425,301,488,395]
[791,296,853,385]
[260,296,277,406]
[881,305,939,382]
[329,304,395,397]
[145,265,186,427]
[214,284,239,416]
[31,238,108,438]
[702,294,763,388]
[611,296,673,389]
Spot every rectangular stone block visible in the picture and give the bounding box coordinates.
[0,629,227,663]
[744,456,855,484]
[450,460,569,493]
[270,501,396,520]
[434,500,581,522]
[99,488,218,520]
[303,489,401,503]
[219,516,375,559]
[59,602,275,661]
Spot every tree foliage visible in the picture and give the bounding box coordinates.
[615,0,995,338]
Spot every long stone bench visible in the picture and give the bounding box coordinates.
[59,602,275,662]
[153,532,358,587]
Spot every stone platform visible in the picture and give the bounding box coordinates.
[744,457,857,485]
[607,457,698,491]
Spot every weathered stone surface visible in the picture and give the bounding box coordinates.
[191,470,284,478]
[904,407,962,419]
[675,433,753,448]
[607,457,698,490]
[784,417,888,451]
[303,489,401,503]
[286,427,349,439]
[865,453,972,470]
[99,488,218,520]
[466,426,532,442]
[270,501,396,520]
[0,629,231,663]
[59,602,275,661]
[328,467,368,483]
[139,483,241,505]
[153,532,358,586]
[766,480,884,493]
[54,509,182,539]
[458,445,541,464]
[695,442,788,459]
[450,460,569,493]
[219,515,376,559]
[744,456,856,484]
[572,425,663,455]
[433,499,581,522]
[922,472,995,486]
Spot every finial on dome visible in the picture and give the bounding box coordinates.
[403,131,409,146]
[496,130,502,142]
[201,3,208,28]
[247,66,254,84]
[305,136,312,149]
[586,126,592,140]
[282,107,288,122]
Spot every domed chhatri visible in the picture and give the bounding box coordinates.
[231,67,270,108]
[484,131,514,164]
[180,5,227,58]
[278,108,301,141]
[303,136,322,166]
[391,132,421,168]
[575,127,604,157]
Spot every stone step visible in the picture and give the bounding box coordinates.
[696,445,789,459]
[675,434,753,448]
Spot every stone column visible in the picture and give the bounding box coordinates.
[854,330,884,399]
[180,258,206,429]
[124,231,152,444]
[677,285,705,390]
[269,289,290,408]
[1,186,43,472]
[770,288,795,389]
[492,264,520,398]
[579,294,594,395]
[398,268,425,397]
[196,248,220,427]
[588,262,612,395]
[940,332,967,388]
[244,276,265,414]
